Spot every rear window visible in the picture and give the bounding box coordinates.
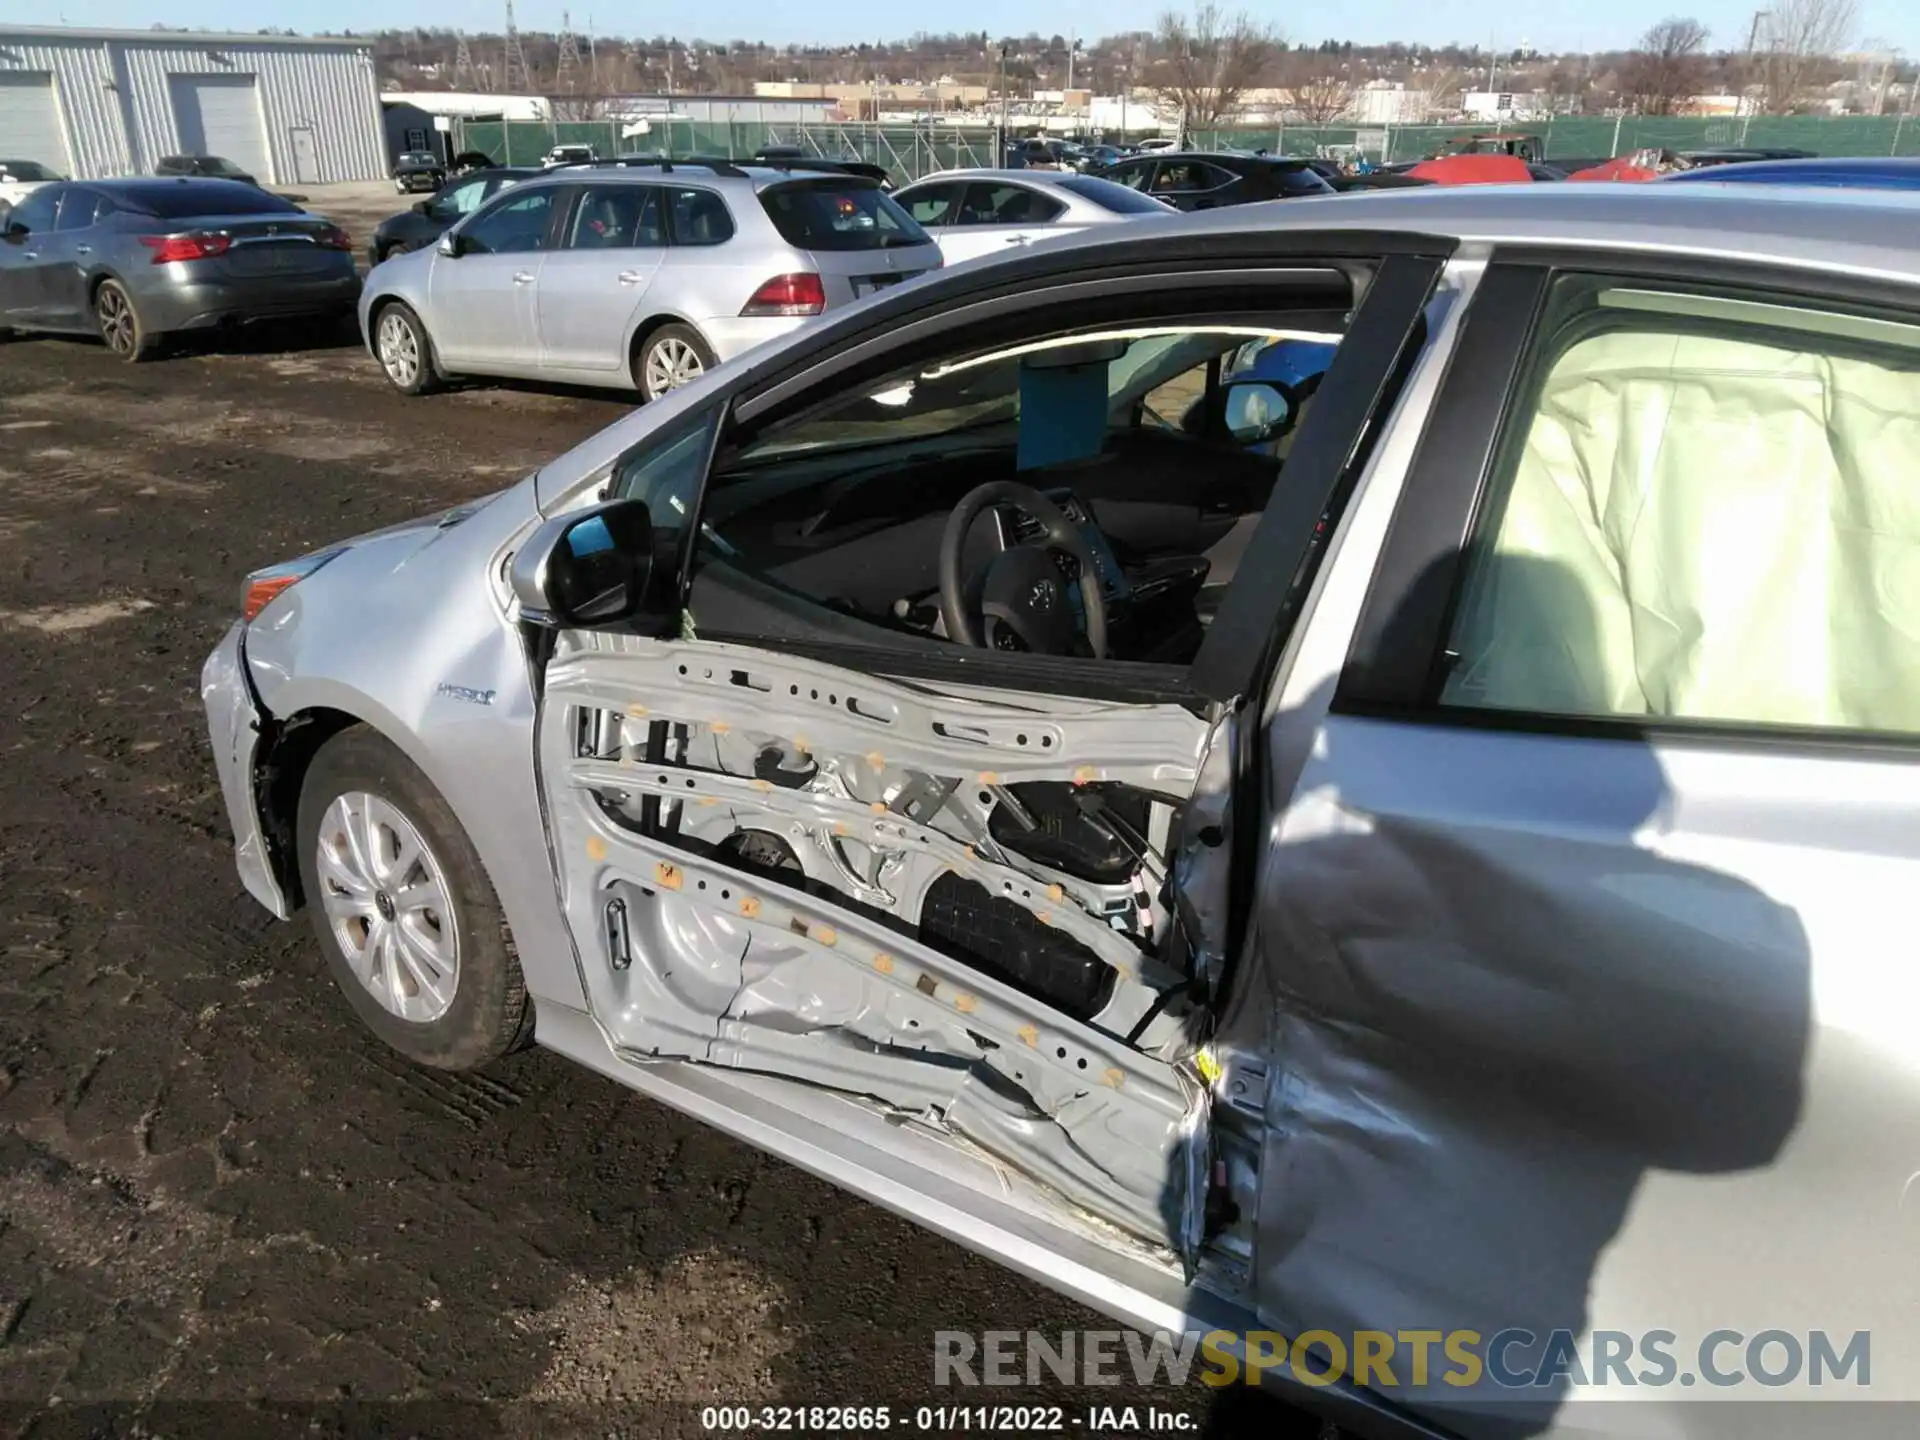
[1272,164,1335,196]
[1055,176,1171,214]
[758,180,929,252]
[115,181,302,219]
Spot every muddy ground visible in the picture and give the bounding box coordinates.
[0,304,1314,1437]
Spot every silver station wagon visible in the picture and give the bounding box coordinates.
[212,185,1920,1438]
[359,158,942,401]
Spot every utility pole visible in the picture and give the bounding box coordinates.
[999,41,1011,157]
[502,0,532,95]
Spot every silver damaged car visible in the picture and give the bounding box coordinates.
[208,185,1920,1438]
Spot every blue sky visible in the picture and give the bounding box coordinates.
[6,0,1916,55]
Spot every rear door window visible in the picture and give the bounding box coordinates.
[1272,165,1335,196]
[957,183,1066,226]
[1106,161,1155,191]
[7,187,61,234]
[1152,162,1231,196]
[1055,176,1171,214]
[757,180,928,251]
[54,188,106,231]
[666,186,735,246]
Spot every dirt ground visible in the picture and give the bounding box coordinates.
[0,287,1314,1437]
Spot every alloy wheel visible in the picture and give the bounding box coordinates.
[315,791,460,1024]
[644,336,704,398]
[377,310,420,389]
[97,286,136,357]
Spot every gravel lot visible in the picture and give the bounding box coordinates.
[0,199,1310,1438]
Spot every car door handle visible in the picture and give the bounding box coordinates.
[21,250,37,260]
[1004,236,1028,245]
[617,270,643,285]
[74,245,91,255]
[513,270,535,285]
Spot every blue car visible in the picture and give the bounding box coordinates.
[1662,156,1920,191]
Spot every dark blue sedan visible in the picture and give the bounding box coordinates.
[1662,156,1920,191]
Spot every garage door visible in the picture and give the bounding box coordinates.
[168,73,272,183]
[0,72,73,174]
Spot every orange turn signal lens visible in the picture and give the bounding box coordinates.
[242,574,301,621]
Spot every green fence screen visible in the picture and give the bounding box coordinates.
[455,113,1920,183]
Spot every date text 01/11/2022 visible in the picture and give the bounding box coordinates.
[697,1404,1198,1431]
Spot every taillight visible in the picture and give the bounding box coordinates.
[314,225,352,251]
[139,231,232,263]
[240,548,344,622]
[741,272,824,317]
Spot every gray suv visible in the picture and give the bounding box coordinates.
[359,159,943,400]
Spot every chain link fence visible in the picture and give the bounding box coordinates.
[456,114,1920,182]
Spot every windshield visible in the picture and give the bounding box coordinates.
[1,161,61,181]
[758,179,929,251]
[1055,176,1172,214]
[734,325,1339,467]
[200,157,248,176]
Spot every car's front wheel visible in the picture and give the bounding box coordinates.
[94,279,157,363]
[634,323,716,402]
[297,727,532,1070]
[372,301,440,395]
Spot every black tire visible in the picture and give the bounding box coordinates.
[369,299,442,396]
[297,726,533,1070]
[94,278,157,363]
[633,322,717,402]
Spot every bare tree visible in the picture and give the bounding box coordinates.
[1621,17,1710,114]
[1147,4,1280,135]
[1752,0,1858,112]
[1287,53,1355,123]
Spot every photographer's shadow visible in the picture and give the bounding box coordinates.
[1197,551,1812,1438]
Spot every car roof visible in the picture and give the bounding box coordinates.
[1119,151,1315,168]
[1033,183,1920,287]
[901,169,1093,188]
[531,159,884,193]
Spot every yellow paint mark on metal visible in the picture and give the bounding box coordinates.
[833,821,849,836]
[752,779,774,793]
[870,801,888,815]
[1035,911,1052,926]
[1018,1024,1039,1047]
[625,703,649,718]
[654,861,683,891]
[1194,1049,1224,1087]
[1073,765,1099,785]
[794,735,810,753]
[711,720,732,735]
[739,896,762,919]
[816,926,838,947]
[698,796,719,807]
[873,952,894,975]
[955,992,978,1014]
[1047,884,1064,902]
[1102,1067,1125,1089]
[978,770,1000,785]
[964,845,977,859]
[866,751,886,768]
[584,835,608,862]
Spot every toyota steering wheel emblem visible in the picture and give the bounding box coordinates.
[1030,578,1056,611]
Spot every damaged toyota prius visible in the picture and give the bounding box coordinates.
[204,186,1920,1436]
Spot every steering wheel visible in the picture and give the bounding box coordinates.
[938,481,1108,659]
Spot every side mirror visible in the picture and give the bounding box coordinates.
[1219,381,1293,446]
[510,497,661,629]
[437,230,463,257]
[2,222,25,243]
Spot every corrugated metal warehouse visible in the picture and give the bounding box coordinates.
[0,25,386,185]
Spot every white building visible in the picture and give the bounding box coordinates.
[0,25,386,184]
